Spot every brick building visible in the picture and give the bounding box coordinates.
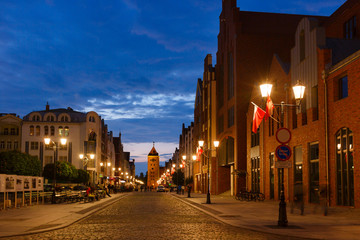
[245,0,360,208]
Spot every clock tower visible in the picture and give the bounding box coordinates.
[147,142,160,188]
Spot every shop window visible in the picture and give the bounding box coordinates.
[336,128,354,206]
[251,157,260,192]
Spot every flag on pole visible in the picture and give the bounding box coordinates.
[252,105,266,133]
[265,95,274,121]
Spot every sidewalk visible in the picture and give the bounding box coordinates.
[0,193,127,239]
[172,192,360,240]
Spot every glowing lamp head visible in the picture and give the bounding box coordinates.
[182,155,186,160]
[90,154,95,160]
[44,138,51,145]
[213,141,220,148]
[198,140,204,147]
[260,83,273,97]
[292,81,305,100]
[60,138,67,145]
[79,154,84,159]
[192,155,197,161]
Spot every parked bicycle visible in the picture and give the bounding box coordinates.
[235,190,265,202]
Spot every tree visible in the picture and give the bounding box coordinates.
[0,150,41,176]
[43,160,80,183]
[75,169,90,184]
[172,170,184,186]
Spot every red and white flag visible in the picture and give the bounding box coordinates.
[265,95,274,121]
[252,105,266,133]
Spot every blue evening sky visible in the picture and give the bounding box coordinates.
[0,0,345,174]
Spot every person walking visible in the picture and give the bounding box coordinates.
[105,184,111,197]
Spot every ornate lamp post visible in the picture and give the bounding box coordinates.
[198,140,219,204]
[44,137,67,204]
[259,80,305,227]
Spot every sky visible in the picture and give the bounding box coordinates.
[0,0,346,175]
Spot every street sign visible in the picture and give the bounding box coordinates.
[275,161,292,168]
[275,144,292,161]
[276,128,291,144]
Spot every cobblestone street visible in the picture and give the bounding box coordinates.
[5,192,305,240]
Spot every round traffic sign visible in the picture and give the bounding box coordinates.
[276,128,291,144]
[275,144,292,161]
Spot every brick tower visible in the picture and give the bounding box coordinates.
[147,142,160,189]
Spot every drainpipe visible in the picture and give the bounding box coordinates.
[322,70,330,207]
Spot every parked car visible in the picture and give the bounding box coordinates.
[157,185,165,192]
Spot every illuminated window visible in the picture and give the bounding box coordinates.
[29,126,34,136]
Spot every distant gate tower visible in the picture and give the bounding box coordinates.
[147,142,160,188]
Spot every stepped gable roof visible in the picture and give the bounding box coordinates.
[148,143,159,156]
[325,38,360,66]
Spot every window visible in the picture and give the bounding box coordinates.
[228,53,234,99]
[336,128,354,206]
[251,125,260,147]
[251,157,260,192]
[59,126,63,136]
[269,117,274,136]
[4,128,8,135]
[61,116,69,122]
[59,156,67,162]
[10,128,15,135]
[0,141,4,149]
[228,106,234,127]
[32,115,40,121]
[45,156,53,165]
[89,116,95,122]
[44,126,49,136]
[294,146,303,201]
[6,141,11,150]
[344,16,356,39]
[29,126,34,136]
[60,142,67,150]
[300,30,305,61]
[36,126,40,136]
[269,153,275,199]
[311,85,318,121]
[217,115,224,134]
[309,142,319,203]
[30,141,39,150]
[50,126,55,136]
[64,127,69,136]
[14,141,19,150]
[339,76,348,99]
[47,115,54,121]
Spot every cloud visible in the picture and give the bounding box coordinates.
[82,92,195,120]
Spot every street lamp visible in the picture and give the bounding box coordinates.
[44,137,67,204]
[259,80,305,227]
[79,153,95,167]
[198,140,219,204]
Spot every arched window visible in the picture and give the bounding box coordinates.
[58,126,63,136]
[32,115,40,121]
[47,115,55,122]
[36,126,40,136]
[64,126,69,136]
[336,128,354,206]
[29,126,34,136]
[50,126,55,136]
[61,116,69,122]
[44,126,49,136]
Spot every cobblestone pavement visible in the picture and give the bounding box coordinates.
[7,192,307,240]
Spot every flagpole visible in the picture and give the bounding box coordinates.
[251,102,280,123]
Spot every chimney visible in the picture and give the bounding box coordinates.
[46,102,50,111]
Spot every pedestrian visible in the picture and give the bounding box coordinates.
[105,184,111,197]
